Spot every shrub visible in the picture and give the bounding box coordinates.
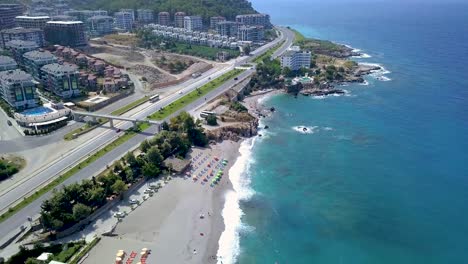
[206,115,217,126]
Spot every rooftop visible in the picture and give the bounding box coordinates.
[15,15,50,20]
[0,69,34,83]
[0,27,43,34]
[0,56,16,65]
[5,40,39,49]
[41,63,78,75]
[46,21,83,25]
[23,50,56,61]
[88,15,113,21]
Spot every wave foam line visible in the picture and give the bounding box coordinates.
[216,138,256,264]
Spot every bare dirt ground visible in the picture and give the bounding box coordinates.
[87,44,214,91]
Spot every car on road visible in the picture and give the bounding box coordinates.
[179,90,183,94]
[144,188,154,194]
[234,77,238,81]
[113,212,125,218]
[116,128,121,133]
[129,199,139,204]
[7,120,12,126]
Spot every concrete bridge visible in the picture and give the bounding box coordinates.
[72,111,161,130]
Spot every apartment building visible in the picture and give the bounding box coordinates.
[87,15,114,36]
[23,50,57,80]
[216,21,241,37]
[237,25,264,42]
[114,11,134,31]
[0,69,38,110]
[64,10,108,22]
[0,27,45,48]
[137,9,154,23]
[235,14,271,28]
[15,15,51,30]
[0,4,24,30]
[174,12,186,28]
[0,55,17,71]
[4,40,39,66]
[184,16,203,31]
[210,16,225,29]
[44,21,87,47]
[280,47,312,71]
[158,11,170,25]
[41,63,80,98]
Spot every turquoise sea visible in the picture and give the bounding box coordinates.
[217,1,468,264]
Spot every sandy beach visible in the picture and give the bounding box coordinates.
[83,140,241,264]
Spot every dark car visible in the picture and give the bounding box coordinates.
[116,128,121,133]
[7,120,12,126]
[234,77,238,81]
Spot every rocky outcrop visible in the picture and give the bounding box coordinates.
[207,119,259,142]
[300,88,345,96]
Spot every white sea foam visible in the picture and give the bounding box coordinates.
[323,127,334,131]
[360,62,392,82]
[292,125,318,134]
[359,80,370,86]
[217,138,256,264]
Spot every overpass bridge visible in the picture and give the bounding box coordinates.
[72,111,161,130]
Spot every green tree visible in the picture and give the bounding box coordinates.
[206,115,218,126]
[146,147,164,165]
[72,203,92,221]
[111,179,128,195]
[140,139,151,153]
[125,152,138,168]
[142,163,161,178]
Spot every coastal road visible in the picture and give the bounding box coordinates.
[0,27,292,248]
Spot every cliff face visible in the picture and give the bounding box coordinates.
[207,118,259,142]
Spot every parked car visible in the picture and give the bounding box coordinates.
[129,199,139,204]
[113,212,125,218]
[144,188,154,194]
[7,120,12,126]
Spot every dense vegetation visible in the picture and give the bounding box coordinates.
[40,112,207,231]
[71,0,256,21]
[137,30,240,60]
[5,241,85,264]
[0,160,19,181]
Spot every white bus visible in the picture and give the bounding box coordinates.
[200,111,216,118]
[149,94,160,103]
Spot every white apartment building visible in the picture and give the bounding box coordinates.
[280,47,312,71]
[183,16,203,31]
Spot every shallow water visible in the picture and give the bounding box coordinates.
[218,1,468,263]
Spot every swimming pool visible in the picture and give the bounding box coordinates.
[21,106,53,116]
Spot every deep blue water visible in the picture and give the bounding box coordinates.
[233,1,468,263]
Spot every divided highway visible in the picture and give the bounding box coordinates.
[0,27,293,245]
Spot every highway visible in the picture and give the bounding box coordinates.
[0,27,294,246]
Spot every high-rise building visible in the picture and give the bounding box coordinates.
[237,25,265,42]
[0,4,24,30]
[158,12,170,25]
[44,21,87,47]
[120,9,135,20]
[114,11,134,31]
[235,14,271,28]
[87,15,114,36]
[174,12,186,28]
[23,50,57,80]
[280,47,312,71]
[0,27,45,48]
[0,55,17,71]
[210,16,225,29]
[5,40,39,66]
[41,63,80,98]
[0,69,38,110]
[15,16,50,30]
[184,16,203,32]
[216,21,241,37]
[137,9,154,24]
